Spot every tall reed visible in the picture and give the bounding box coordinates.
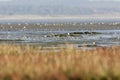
[0,44,119,80]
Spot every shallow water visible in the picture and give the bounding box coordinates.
[0,22,120,48]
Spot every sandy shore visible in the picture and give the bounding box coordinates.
[0,15,120,20]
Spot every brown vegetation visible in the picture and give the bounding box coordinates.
[0,44,120,80]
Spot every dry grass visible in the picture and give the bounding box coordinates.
[0,44,120,80]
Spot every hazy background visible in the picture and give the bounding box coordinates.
[0,0,120,16]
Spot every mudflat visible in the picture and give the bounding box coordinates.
[0,22,120,30]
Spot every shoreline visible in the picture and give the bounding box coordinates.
[0,15,120,20]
